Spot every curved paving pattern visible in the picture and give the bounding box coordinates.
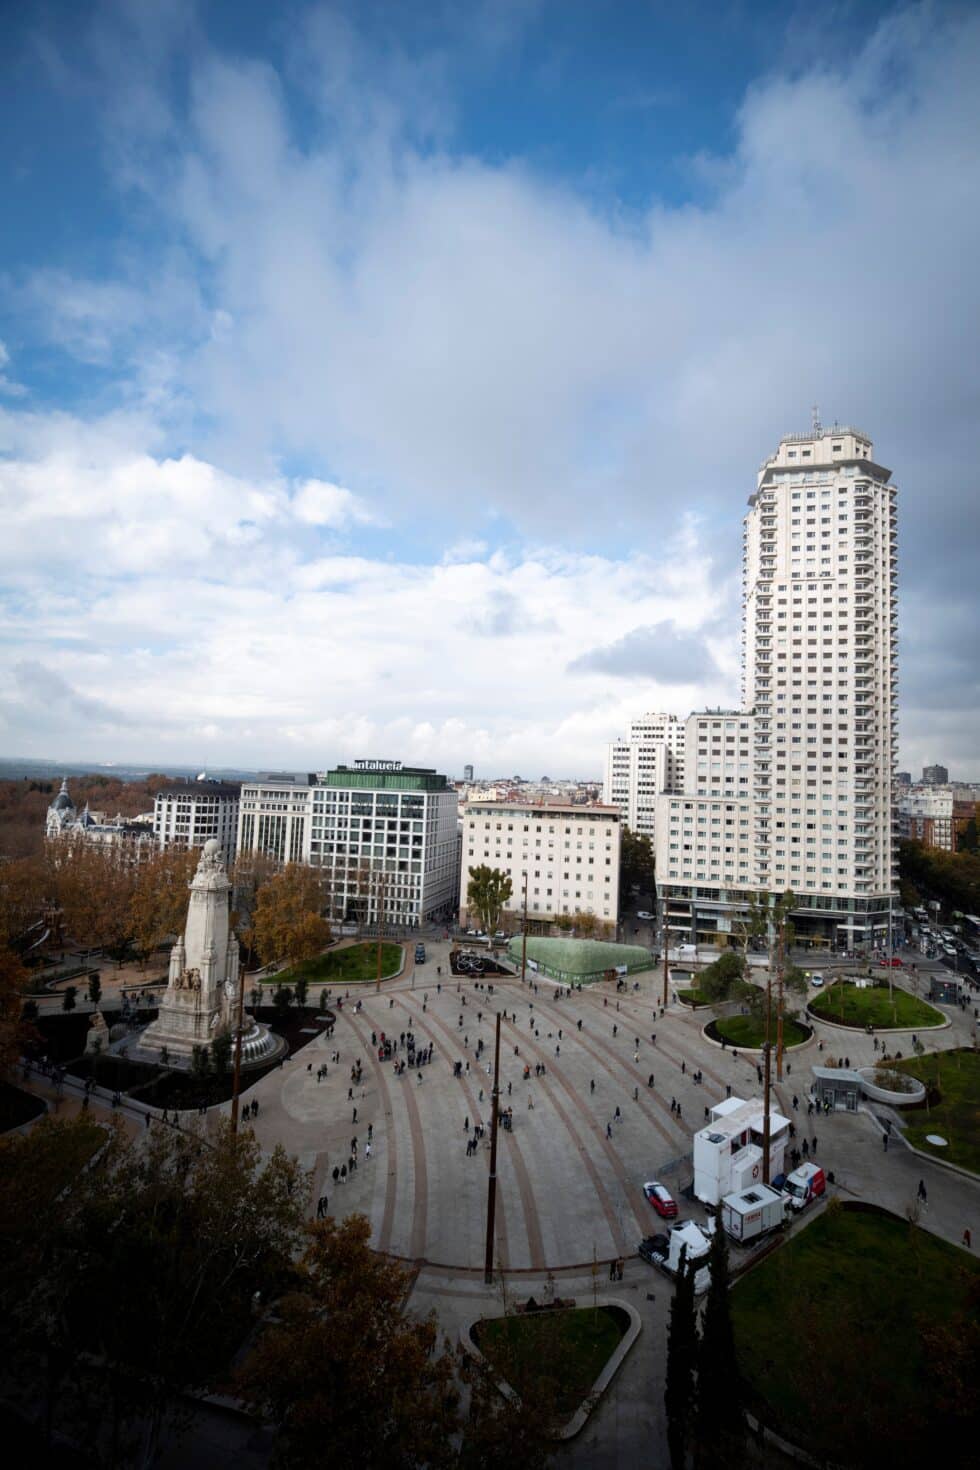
[236,939,974,1271]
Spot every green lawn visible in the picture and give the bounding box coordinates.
[894,1049,980,1175]
[678,988,713,1007]
[809,980,943,1030]
[475,1306,624,1418]
[732,1206,980,1466]
[712,1013,809,1048]
[268,941,404,987]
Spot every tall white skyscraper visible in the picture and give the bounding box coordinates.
[656,422,898,948]
[603,712,684,847]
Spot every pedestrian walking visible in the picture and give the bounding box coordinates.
[590,1078,596,1093]
[883,1133,888,1152]
[528,1094,534,1109]
[352,1105,358,1122]
[340,1164,347,1184]
[802,1138,809,1158]
[963,1228,972,1249]
[614,1105,621,1121]
[633,1086,638,1101]
[917,1179,928,1205]
[648,1073,655,1088]
[365,1142,372,1159]
[606,1121,612,1138]
[812,1135,818,1154]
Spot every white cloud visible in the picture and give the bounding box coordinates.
[291,479,381,528]
[4,3,980,773]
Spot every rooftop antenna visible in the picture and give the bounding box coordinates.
[811,403,822,436]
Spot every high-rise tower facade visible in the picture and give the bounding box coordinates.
[656,423,898,948]
[604,712,685,847]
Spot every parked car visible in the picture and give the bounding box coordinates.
[809,973,824,987]
[643,1181,678,1218]
[415,943,426,963]
[637,911,655,921]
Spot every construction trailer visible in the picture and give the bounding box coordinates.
[721,1183,789,1243]
[693,1095,790,1207]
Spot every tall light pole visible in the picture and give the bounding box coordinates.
[484,1010,503,1284]
[375,868,386,994]
[662,901,670,1008]
[761,911,774,1182]
[775,918,785,1083]
[230,959,248,1137]
[520,871,528,983]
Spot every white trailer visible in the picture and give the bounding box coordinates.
[721,1184,789,1244]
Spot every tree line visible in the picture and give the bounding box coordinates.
[0,1114,574,1468]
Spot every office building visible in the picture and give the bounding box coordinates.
[460,800,621,929]
[237,763,459,927]
[153,780,241,866]
[603,712,684,847]
[656,421,898,948]
[921,763,949,786]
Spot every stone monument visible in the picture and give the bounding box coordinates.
[141,839,276,1065]
[85,1009,110,1054]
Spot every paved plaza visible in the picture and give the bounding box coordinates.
[232,939,978,1270]
[19,939,980,1468]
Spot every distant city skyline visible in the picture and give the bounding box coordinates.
[2,2,979,778]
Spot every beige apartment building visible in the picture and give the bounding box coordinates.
[656,422,898,949]
[459,801,621,930]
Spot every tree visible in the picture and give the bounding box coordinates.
[0,1116,308,1465]
[253,864,331,970]
[665,1248,698,1470]
[236,1214,460,1469]
[695,1225,743,1468]
[128,848,198,964]
[273,985,294,1018]
[210,1030,233,1076]
[696,952,745,1003]
[620,827,656,896]
[0,937,28,1077]
[293,976,309,1009]
[231,850,280,961]
[87,972,102,1007]
[956,815,979,855]
[466,866,513,933]
[62,985,77,1012]
[55,839,140,962]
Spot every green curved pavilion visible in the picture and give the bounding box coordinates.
[506,935,653,984]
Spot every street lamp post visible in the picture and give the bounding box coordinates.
[375,868,386,995]
[484,1010,503,1285]
[520,871,528,983]
[761,1038,772,1185]
[230,959,248,1137]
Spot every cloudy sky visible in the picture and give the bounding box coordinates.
[1,0,978,779]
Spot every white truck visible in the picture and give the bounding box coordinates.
[720,1184,790,1244]
[639,1219,715,1293]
